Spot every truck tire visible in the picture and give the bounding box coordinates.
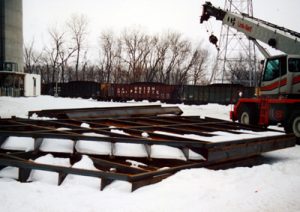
[237,105,258,125]
[284,113,300,138]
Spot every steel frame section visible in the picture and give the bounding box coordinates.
[0,106,296,191]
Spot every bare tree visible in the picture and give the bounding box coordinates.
[99,30,115,83]
[156,32,194,85]
[84,65,97,81]
[227,54,252,85]
[67,14,88,81]
[190,46,209,85]
[160,32,191,84]
[46,27,65,83]
[151,35,171,82]
[98,29,212,85]
[162,32,180,83]
[121,28,152,82]
[172,39,191,85]
[39,51,51,84]
[28,23,212,87]
[58,46,76,83]
[80,50,89,80]
[24,39,43,74]
[112,38,125,83]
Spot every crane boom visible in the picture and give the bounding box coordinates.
[200,2,300,55]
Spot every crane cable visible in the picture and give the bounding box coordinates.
[203,20,220,51]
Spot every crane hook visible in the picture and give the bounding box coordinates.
[209,34,220,51]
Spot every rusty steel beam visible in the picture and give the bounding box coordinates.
[0,130,208,149]
[28,105,183,119]
[203,117,279,132]
[0,156,130,181]
[203,134,296,162]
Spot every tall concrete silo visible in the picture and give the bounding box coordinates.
[0,0,24,96]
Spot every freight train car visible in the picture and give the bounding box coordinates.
[60,81,99,98]
[42,81,99,99]
[42,81,255,105]
[182,84,255,105]
[106,82,180,103]
[41,83,60,96]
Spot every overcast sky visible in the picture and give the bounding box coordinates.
[23,0,300,59]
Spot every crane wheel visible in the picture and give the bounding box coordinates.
[284,113,300,141]
[237,105,258,125]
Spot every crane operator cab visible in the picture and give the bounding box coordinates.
[259,55,300,98]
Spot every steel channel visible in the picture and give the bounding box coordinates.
[95,119,213,139]
[7,119,142,140]
[0,158,131,181]
[204,134,296,162]
[0,131,207,148]
[203,117,281,132]
[29,105,182,119]
[141,117,249,134]
[120,117,244,134]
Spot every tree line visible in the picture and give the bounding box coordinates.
[24,14,210,85]
[24,14,259,86]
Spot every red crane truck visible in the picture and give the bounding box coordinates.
[200,2,300,138]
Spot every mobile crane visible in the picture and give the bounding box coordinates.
[200,2,300,138]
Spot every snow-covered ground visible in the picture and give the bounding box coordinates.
[0,96,300,212]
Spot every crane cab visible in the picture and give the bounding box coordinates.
[259,55,300,98]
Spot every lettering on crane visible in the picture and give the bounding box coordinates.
[237,21,252,32]
[227,17,236,26]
